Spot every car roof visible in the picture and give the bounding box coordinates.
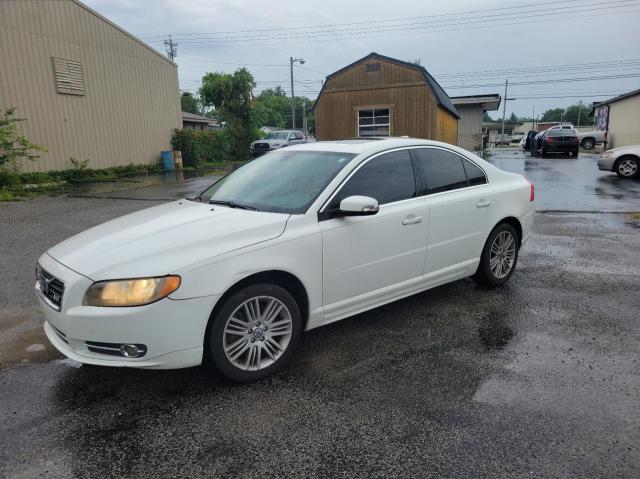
[284,137,472,155]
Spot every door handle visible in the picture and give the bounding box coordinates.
[402,215,422,225]
[476,200,492,208]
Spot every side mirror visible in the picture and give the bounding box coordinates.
[339,195,379,216]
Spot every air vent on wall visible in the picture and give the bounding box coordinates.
[52,57,85,96]
[365,62,381,72]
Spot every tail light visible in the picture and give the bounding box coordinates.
[572,137,579,144]
[545,137,554,144]
[525,177,535,202]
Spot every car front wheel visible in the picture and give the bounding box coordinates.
[208,283,302,382]
[616,157,639,178]
[474,223,520,287]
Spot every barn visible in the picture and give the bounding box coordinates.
[313,53,459,144]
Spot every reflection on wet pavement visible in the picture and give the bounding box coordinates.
[487,147,640,212]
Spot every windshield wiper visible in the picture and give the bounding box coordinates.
[208,199,258,211]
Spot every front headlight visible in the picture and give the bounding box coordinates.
[84,276,181,307]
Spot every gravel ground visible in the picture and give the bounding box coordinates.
[1,148,639,477]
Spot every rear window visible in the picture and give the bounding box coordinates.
[548,129,576,137]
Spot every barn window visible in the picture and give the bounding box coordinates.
[358,109,390,137]
[52,57,85,96]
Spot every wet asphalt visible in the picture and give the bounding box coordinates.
[1,148,639,478]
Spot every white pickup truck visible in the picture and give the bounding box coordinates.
[576,130,606,150]
[546,125,606,150]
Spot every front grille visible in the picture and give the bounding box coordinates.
[36,266,65,311]
[85,341,147,358]
[253,142,270,151]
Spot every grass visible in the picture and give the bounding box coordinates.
[0,159,246,202]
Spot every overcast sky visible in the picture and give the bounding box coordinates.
[84,0,640,119]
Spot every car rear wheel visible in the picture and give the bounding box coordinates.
[616,156,639,178]
[581,138,595,150]
[474,223,519,287]
[208,283,302,382]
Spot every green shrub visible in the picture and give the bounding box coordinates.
[171,128,232,167]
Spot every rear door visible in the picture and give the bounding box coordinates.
[319,149,429,306]
[411,147,492,275]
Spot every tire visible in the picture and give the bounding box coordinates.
[581,137,595,150]
[473,223,520,287]
[615,156,639,178]
[540,148,547,158]
[207,283,302,382]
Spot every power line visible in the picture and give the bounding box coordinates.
[139,0,617,40]
[443,72,640,89]
[162,0,637,45]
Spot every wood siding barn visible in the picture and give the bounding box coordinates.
[0,0,181,172]
[314,53,459,143]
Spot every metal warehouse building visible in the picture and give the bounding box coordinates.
[0,0,181,172]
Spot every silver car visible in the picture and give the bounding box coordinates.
[251,130,307,156]
[597,145,640,178]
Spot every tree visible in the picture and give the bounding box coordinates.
[180,92,200,114]
[0,108,45,169]
[483,112,497,122]
[254,89,316,133]
[540,108,565,122]
[200,68,257,161]
[508,112,519,123]
[564,103,593,126]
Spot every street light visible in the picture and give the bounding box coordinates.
[290,57,305,129]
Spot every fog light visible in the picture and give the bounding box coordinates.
[120,344,143,358]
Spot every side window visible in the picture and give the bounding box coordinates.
[295,132,304,140]
[462,159,487,186]
[289,133,296,140]
[413,148,467,194]
[328,149,416,209]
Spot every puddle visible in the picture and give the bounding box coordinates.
[0,325,62,366]
[478,314,514,350]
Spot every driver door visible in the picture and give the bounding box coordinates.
[319,149,429,309]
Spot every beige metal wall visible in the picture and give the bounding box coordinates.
[454,104,483,151]
[0,0,181,172]
[608,95,640,148]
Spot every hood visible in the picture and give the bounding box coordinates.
[253,139,286,147]
[606,145,640,155]
[48,200,289,280]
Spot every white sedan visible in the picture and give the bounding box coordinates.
[36,138,535,382]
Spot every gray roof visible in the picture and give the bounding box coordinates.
[591,88,640,108]
[182,111,218,124]
[451,94,501,111]
[314,52,460,118]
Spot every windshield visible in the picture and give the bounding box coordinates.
[197,150,356,214]
[264,132,289,140]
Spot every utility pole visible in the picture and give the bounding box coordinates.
[302,103,307,136]
[500,79,508,141]
[532,106,535,130]
[577,99,582,127]
[164,35,177,61]
[289,57,305,129]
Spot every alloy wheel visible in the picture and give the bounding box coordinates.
[222,296,293,371]
[489,231,516,279]
[618,159,638,177]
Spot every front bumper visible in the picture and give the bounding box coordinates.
[597,156,615,171]
[36,253,219,369]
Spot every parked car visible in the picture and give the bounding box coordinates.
[36,138,535,382]
[534,128,580,157]
[250,130,307,156]
[511,133,525,144]
[576,129,607,150]
[597,145,640,178]
[494,134,512,146]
